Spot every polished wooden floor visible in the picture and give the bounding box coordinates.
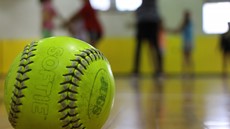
[1,75,230,129]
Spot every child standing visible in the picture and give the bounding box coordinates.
[173,10,194,76]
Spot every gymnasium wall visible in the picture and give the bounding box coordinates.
[0,35,223,75]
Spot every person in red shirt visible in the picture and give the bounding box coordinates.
[40,0,57,38]
[65,0,103,47]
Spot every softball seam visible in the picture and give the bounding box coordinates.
[58,48,106,129]
[9,42,38,127]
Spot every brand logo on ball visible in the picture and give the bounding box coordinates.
[88,69,109,118]
[32,47,63,119]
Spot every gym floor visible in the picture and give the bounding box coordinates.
[1,75,230,129]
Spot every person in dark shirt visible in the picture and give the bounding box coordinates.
[133,0,163,78]
[220,22,230,76]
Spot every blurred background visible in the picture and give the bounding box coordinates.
[1,0,230,129]
[0,0,224,76]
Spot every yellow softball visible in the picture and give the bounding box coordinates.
[4,36,115,129]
